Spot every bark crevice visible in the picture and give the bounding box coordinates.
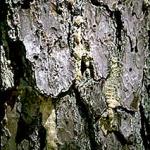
[73,84,102,150]
[113,10,123,52]
[90,0,113,16]
[139,103,150,150]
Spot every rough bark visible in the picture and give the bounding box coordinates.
[0,0,150,149]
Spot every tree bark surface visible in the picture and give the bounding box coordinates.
[0,0,150,150]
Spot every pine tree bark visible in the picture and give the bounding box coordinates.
[0,0,150,149]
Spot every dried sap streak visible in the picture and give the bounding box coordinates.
[73,16,92,83]
[100,56,122,135]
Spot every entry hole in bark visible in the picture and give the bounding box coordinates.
[65,120,69,125]
[124,116,127,120]
[33,55,38,60]
[132,12,136,16]
[93,24,96,28]
[129,68,132,72]
[108,33,111,37]
[90,86,93,90]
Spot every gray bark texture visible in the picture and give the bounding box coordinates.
[0,0,150,149]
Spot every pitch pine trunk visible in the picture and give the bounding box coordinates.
[0,0,150,149]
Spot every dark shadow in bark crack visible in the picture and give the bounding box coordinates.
[7,40,35,86]
[113,10,123,52]
[20,0,34,9]
[15,115,46,150]
[90,0,113,16]
[113,130,128,146]
[139,103,150,150]
[73,83,102,150]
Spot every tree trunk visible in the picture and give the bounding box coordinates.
[0,0,150,149]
